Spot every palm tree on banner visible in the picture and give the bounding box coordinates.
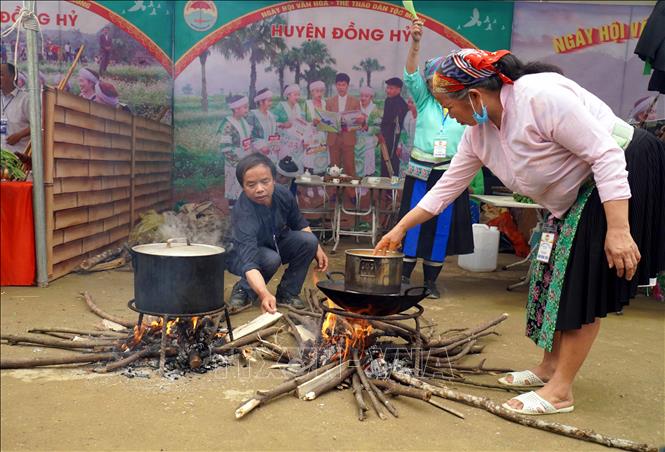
[199,49,211,112]
[215,16,286,108]
[301,40,336,85]
[317,66,337,97]
[265,52,290,96]
[286,47,304,85]
[352,57,385,88]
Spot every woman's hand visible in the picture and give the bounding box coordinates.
[410,19,423,43]
[604,227,641,280]
[374,225,406,255]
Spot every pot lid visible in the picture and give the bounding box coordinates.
[345,249,404,258]
[132,243,225,257]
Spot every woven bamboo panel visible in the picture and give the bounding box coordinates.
[43,89,173,281]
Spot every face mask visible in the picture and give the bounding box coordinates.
[469,96,489,125]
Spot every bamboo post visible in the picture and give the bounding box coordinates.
[42,89,56,277]
[129,116,136,227]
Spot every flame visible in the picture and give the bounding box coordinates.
[122,316,202,351]
[320,298,373,360]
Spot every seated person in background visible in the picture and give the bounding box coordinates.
[227,153,329,313]
[0,63,31,155]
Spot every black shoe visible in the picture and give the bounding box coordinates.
[425,280,441,299]
[228,281,253,309]
[276,293,306,310]
[401,276,411,285]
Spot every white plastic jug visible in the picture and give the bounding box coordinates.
[458,224,500,272]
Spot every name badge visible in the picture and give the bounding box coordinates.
[536,224,557,263]
[241,138,252,151]
[433,139,447,158]
[0,117,7,136]
[268,134,280,143]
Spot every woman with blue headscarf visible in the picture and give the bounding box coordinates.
[398,19,477,298]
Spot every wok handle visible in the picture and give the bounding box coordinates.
[326,271,345,282]
[166,237,191,247]
[405,286,429,297]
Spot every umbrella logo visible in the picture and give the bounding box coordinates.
[184,0,218,32]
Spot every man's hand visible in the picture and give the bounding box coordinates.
[410,19,423,43]
[6,133,23,145]
[259,291,277,314]
[314,245,329,272]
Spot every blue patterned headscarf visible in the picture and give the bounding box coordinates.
[424,56,444,80]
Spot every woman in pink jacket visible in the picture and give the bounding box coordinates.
[375,49,665,415]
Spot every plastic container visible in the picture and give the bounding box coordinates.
[458,224,500,272]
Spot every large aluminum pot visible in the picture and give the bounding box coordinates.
[344,249,403,295]
[131,238,225,315]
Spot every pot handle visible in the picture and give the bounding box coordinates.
[166,237,191,247]
[404,286,429,297]
[326,271,345,282]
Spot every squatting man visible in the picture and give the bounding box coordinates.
[227,153,329,313]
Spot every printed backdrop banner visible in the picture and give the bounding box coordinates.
[511,2,663,121]
[172,1,514,208]
[1,0,173,118]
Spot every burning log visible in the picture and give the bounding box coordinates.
[81,292,135,328]
[351,373,369,421]
[235,360,343,419]
[1,352,116,369]
[352,349,388,420]
[391,372,656,452]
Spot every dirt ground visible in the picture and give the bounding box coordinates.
[1,242,664,451]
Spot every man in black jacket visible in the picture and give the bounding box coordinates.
[227,153,329,313]
[379,77,409,177]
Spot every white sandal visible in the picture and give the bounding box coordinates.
[502,391,574,415]
[498,370,545,387]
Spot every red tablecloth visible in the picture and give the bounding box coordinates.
[1,181,35,286]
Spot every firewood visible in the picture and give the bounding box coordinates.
[235,360,342,418]
[367,380,399,418]
[81,292,135,328]
[29,328,129,338]
[231,312,283,340]
[86,256,128,272]
[391,372,655,452]
[79,246,125,271]
[371,379,431,401]
[1,352,116,369]
[303,366,354,400]
[428,331,497,356]
[97,348,154,373]
[426,398,465,419]
[352,350,387,420]
[351,373,368,421]
[256,337,293,363]
[426,341,476,365]
[213,326,282,354]
[446,359,514,374]
[426,314,508,348]
[1,334,118,349]
[296,361,349,399]
[282,314,304,349]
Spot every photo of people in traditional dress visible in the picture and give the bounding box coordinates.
[173,9,466,208]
